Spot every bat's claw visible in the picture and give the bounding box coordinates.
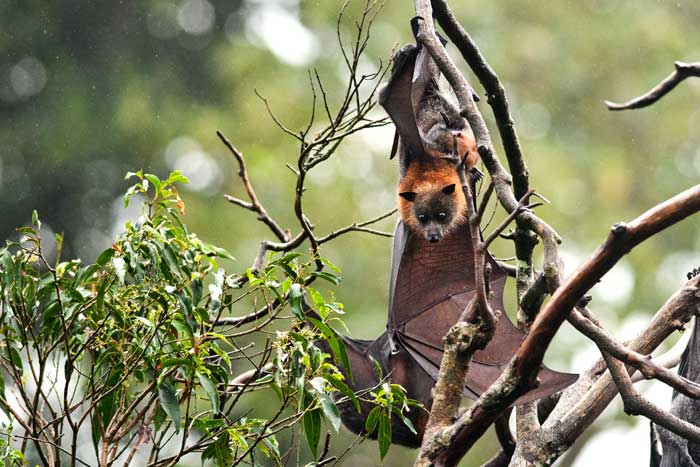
[687,267,700,280]
[470,166,484,181]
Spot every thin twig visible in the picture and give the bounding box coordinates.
[218,130,290,242]
[317,209,396,244]
[606,61,700,111]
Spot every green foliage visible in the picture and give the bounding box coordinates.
[0,424,23,467]
[364,378,419,461]
[0,171,412,466]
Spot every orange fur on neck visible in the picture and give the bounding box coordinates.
[398,161,467,232]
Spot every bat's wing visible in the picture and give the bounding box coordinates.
[388,221,578,404]
[331,331,429,448]
[379,45,425,165]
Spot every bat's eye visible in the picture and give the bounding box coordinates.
[437,212,447,220]
[417,214,427,223]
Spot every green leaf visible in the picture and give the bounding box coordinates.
[365,406,381,434]
[319,394,341,432]
[307,287,325,307]
[167,170,190,185]
[397,410,417,435]
[158,381,181,432]
[161,357,191,369]
[134,316,153,328]
[201,244,235,261]
[145,174,162,194]
[378,412,391,460]
[197,372,220,414]
[289,283,304,320]
[16,227,36,235]
[310,271,341,285]
[280,252,303,263]
[162,244,181,279]
[54,232,63,251]
[308,318,352,382]
[202,431,233,467]
[320,258,341,273]
[336,337,353,383]
[303,409,321,458]
[172,319,194,343]
[325,373,360,412]
[8,348,22,371]
[95,248,115,266]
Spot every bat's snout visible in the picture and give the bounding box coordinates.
[427,233,441,243]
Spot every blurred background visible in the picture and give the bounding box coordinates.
[2,0,700,465]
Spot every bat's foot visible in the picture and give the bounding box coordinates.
[470,166,484,182]
[687,267,700,280]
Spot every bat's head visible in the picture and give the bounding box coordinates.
[398,165,466,243]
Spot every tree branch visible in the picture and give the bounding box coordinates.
[418,185,700,466]
[539,275,700,463]
[605,61,700,111]
[431,0,529,200]
[569,307,700,399]
[603,352,700,443]
[218,130,290,243]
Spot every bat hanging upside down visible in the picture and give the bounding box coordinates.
[305,25,577,449]
[379,21,482,243]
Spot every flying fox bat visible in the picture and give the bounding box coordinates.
[379,22,481,244]
[315,27,576,447]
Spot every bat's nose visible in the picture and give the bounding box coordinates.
[428,234,440,243]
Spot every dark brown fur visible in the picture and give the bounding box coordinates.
[397,83,478,243]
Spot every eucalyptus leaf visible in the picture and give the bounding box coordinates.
[158,381,181,432]
[197,372,220,414]
[289,283,304,320]
[303,409,321,458]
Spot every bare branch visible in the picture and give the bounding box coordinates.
[603,352,700,443]
[317,209,396,244]
[570,308,700,399]
[481,189,536,249]
[606,61,700,111]
[431,0,529,200]
[541,275,700,462]
[253,89,302,141]
[418,185,700,466]
[631,332,688,383]
[217,130,290,242]
[474,180,495,226]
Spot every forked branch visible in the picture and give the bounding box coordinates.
[603,352,700,443]
[416,185,700,466]
[219,130,291,243]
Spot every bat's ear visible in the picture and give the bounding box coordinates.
[442,184,456,195]
[399,191,417,202]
